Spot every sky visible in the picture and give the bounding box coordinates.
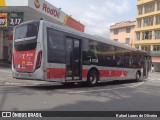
[46,0,137,38]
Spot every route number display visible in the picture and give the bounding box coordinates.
[8,12,24,26]
[9,18,22,26]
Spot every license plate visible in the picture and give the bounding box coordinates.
[20,73,32,78]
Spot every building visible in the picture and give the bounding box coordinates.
[0,0,85,62]
[110,21,136,47]
[135,0,160,71]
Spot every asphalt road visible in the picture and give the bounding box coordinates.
[0,68,160,119]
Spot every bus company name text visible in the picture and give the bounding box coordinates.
[42,3,60,18]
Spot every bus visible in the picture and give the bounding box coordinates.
[12,20,150,86]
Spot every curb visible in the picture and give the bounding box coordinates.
[0,82,36,86]
[0,81,61,87]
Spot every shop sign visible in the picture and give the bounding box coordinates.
[33,0,61,18]
[30,0,65,22]
[8,12,24,26]
[0,13,8,27]
[42,3,60,18]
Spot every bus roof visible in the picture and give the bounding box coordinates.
[43,20,147,54]
[17,20,147,54]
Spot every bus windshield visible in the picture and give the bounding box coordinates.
[14,22,39,51]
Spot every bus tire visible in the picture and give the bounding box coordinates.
[136,71,142,82]
[87,70,99,87]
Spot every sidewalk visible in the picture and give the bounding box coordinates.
[0,70,60,86]
[0,77,60,86]
[0,62,61,86]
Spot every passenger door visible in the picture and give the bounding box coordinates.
[66,37,81,81]
[143,56,149,79]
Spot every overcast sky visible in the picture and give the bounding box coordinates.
[46,0,137,38]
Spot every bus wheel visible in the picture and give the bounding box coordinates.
[136,71,141,82]
[87,70,99,87]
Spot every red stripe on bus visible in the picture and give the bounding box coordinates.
[47,68,66,79]
[82,69,89,78]
[47,68,89,79]
[47,68,127,79]
[99,70,127,77]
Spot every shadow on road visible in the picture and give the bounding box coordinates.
[23,79,138,90]
[1,78,160,113]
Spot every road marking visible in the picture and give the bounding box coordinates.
[0,75,12,78]
[148,81,160,83]
[147,79,160,82]
[67,82,144,94]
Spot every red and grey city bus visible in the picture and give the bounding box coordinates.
[12,20,150,86]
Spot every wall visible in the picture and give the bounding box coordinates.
[0,0,28,6]
[110,25,135,46]
[153,62,160,72]
[135,0,160,72]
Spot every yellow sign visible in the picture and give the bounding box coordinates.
[64,15,70,25]
[0,0,6,6]
[34,0,40,8]
[0,13,7,27]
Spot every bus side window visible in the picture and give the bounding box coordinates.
[47,28,65,63]
[82,39,91,65]
[132,53,142,68]
[89,40,98,65]
[90,45,97,59]
[115,47,124,67]
[124,56,132,68]
[82,51,91,65]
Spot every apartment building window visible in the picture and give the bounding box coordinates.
[156,15,160,25]
[142,32,145,40]
[153,45,160,51]
[142,31,152,40]
[137,19,142,28]
[157,1,160,11]
[154,30,160,39]
[144,3,155,14]
[114,39,118,42]
[143,17,154,26]
[125,38,130,45]
[136,32,140,40]
[141,45,151,52]
[138,6,143,15]
[114,29,118,35]
[135,45,139,49]
[126,28,131,33]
